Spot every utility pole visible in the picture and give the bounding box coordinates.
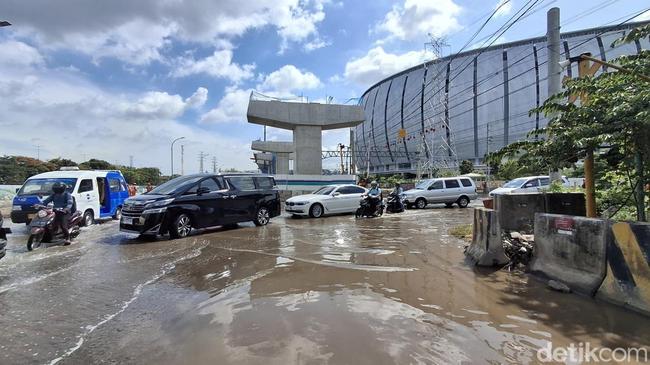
[180,145,185,175]
[547,7,562,183]
[486,124,491,190]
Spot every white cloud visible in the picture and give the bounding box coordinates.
[0,63,254,172]
[200,64,322,125]
[375,0,462,42]
[172,49,255,83]
[304,37,332,52]
[0,40,44,67]
[343,46,429,86]
[494,0,513,17]
[185,87,209,109]
[0,0,332,63]
[200,87,252,124]
[260,65,321,94]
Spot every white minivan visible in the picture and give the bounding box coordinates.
[489,175,570,197]
[11,168,130,226]
[402,176,478,209]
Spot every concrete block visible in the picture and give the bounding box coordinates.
[530,213,608,296]
[597,221,650,316]
[545,193,586,216]
[495,194,546,233]
[494,192,586,233]
[466,207,509,266]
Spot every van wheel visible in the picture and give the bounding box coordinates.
[82,210,94,226]
[113,207,122,220]
[415,198,427,209]
[253,206,270,226]
[457,196,470,208]
[309,203,324,218]
[169,213,192,239]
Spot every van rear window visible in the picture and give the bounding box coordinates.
[460,178,473,187]
[444,179,460,188]
[228,176,256,190]
[254,177,274,189]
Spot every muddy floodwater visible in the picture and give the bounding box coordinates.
[0,205,648,364]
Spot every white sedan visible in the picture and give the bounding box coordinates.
[285,184,368,218]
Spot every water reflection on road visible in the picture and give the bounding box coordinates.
[0,206,648,364]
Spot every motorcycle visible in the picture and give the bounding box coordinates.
[27,205,82,251]
[355,194,385,218]
[385,191,404,213]
[0,212,10,260]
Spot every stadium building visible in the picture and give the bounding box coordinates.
[354,22,650,175]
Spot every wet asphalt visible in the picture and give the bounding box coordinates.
[0,204,648,364]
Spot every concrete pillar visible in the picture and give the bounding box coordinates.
[275,153,290,174]
[293,125,322,174]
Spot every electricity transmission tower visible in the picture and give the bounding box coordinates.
[198,152,208,173]
[416,35,459,180]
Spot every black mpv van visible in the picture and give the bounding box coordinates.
[119,173,280,238]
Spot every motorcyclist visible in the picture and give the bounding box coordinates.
[367,181,382,209]
[41,182,73,245]
[392,182,404,211]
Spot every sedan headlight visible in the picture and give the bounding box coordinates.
[293,201,307,205]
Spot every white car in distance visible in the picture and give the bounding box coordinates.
[285,184,368,218]
[489,175,570,197]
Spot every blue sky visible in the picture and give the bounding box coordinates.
[0,0,648,174]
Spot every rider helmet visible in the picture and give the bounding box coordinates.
[371,180,378,188]
[52,182,66,194]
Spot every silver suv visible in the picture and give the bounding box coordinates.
[402,177,478,209]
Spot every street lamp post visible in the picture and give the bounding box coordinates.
[170,137,185,177]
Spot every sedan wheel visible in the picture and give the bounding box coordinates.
[254,206,270,226]
[309,204,323,218]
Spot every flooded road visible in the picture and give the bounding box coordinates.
[1,205,648,364]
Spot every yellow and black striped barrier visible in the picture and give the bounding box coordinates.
[597,222,650,316]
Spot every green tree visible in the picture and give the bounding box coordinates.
[79,159,114,170]
[48,157,78,170]
[459,160,474,175]
[490,25,650,221]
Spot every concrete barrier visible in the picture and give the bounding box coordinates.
[495,194,545,233]
[466,207,509,266]
[494,193,586,233]
[597,221,650,316]
[530,213,608,296]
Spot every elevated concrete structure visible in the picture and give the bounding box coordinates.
[248,100,364,175]
[251,140,294,174]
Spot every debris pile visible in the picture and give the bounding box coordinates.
[502,231,534,270]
